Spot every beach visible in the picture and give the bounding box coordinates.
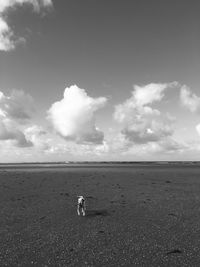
[0,163,200,266]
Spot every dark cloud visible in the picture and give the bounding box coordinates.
[0,119,33,147]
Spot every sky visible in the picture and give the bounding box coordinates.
[0,0,200,162]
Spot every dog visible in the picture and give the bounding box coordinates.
[77,196,86,216]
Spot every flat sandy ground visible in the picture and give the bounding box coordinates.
[1,164,200,266]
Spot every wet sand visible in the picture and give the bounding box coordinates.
[0,164,200,266]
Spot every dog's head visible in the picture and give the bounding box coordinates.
[77,195,84,202]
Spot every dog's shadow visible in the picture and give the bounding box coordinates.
[86,209,109,217]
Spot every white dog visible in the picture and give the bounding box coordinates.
[77,196,86,216]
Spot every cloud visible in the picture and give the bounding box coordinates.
[114,82,177,144]
[121,119,173,144]
[122,138,187,158]
[0,118,32,147]
[0,89,34,122]
[46,140,109,159]
[68,142,109,157]
[106,133,130,154]
[0,0,53,51]
[149,138,187,154]
[133,82,178,106]
[180,85,200,113]
[196,124,200,136]
[0,89,35,148]
[0,17,14,51]
[101,126,187,161]
[24,125,50,150]
[47,85,107,144]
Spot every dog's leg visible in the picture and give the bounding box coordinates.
[77,205,80,216]
[83,202,86,216]
[82,207,85,216]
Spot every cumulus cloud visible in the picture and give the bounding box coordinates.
[114,82,177,144]
[69,142,109,157]
[121,119,173,144]
[0,89,35,148]
[0,118,32,147]
[47,85,107,144]
[149,138,186,154]
[0,17,14,51]
[104,128,186,160]
[114,82,178,124]
[106,133,130,154]
[24,125,50,150]
[0,0,53,51]
[196,124,200,136]
[0,89,34,122]
[133,81,178,106]
[180,85,200,113]
[46,140,109,159]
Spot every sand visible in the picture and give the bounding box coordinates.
[0,164,200,266]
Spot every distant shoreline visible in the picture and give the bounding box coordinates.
[0,161,200,165]
[0,161,200,169]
